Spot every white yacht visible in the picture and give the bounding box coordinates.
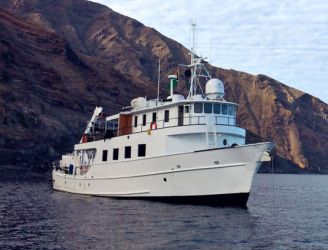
[52,36,273,207]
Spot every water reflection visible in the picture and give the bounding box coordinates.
[1,174,328,249]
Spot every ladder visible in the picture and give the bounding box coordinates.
[206,116,217,148]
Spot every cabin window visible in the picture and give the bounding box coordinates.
[113,148,119,160]
[223,139,228,146]
[106,119,118,137]
[125,146,131,159]
[222,104,228,115]
[228,105,234,116]
[185,105,190,113]
[138,144,146,157]
[164,110,170,122]
[81,149,97,165]
[152,112,157,122]
[213,104,221,114]
[194,103,203,113]
[102,150,108,162]
[142,114,146,126]
[204,103,212,114]
[134,116,138,127]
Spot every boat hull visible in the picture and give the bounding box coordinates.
[116,193,250,207]
[52,142,272,206]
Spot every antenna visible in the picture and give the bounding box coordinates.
[191,21,197,64]
[186,22,211,99]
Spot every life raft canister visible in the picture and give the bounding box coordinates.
[150,122,157,130]
[82,135,88,143]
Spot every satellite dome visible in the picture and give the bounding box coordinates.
[131,97,147,109]
[205,78,224,100]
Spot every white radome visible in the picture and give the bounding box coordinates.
[205,78,225,100]
[131,97,147,109]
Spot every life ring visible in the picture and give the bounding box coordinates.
[82,135,88,143]
[150,122,157,130]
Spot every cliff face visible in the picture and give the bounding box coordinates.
[213,69,328,172]
[0,0,327,173]
[0,0,188,83]
[0,7,156,171]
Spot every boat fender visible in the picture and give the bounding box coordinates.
[150,122,157,130]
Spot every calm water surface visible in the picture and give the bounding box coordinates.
[1,174,328,249]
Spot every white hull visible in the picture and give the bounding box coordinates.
[52,142,272,205]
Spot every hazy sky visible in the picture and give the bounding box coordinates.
[93,0,328,103]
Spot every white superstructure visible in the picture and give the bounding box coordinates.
[52,26,273,207]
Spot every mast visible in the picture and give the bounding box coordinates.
[156,58,161,105]
[187,22,211,99]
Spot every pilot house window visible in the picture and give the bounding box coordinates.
[213,104,221,114]
[204,103,212,114]
[185,105,190,113]
[222,104,228,115]
[194,103,203,113]
[228,105,234,116]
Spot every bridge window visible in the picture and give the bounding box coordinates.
[213,104,221,114]
[125,146,131,159]
[164,110,170,122]
[204,103,212,114]
[184,105,190,113]
[228,105,234,116]
[222,104,227,115]
[138,144,146,157]
[194,103,203,113]
[113,148,119,160]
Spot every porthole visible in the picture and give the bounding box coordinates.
[223,139,227,146]
[163,178,167,182]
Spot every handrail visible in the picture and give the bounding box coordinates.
[83,114,237,142]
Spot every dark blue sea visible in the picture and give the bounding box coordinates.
[1,174,328,249]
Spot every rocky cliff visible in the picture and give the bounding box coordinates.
[0,0,327,173]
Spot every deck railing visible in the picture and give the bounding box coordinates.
[82,115,237,143]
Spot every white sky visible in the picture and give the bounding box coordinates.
[92,0,328,103]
